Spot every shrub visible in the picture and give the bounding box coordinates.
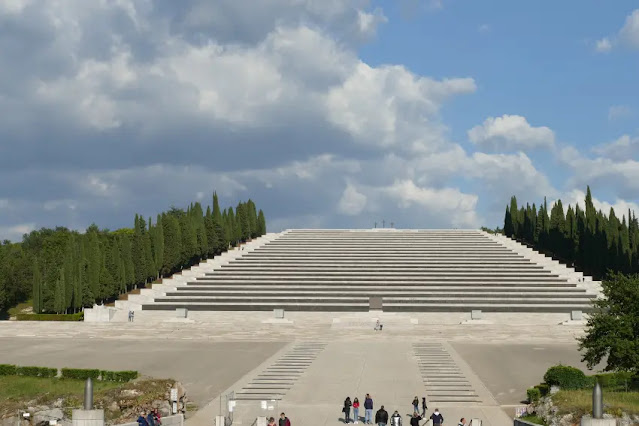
[16,366,58,378]
[0,364,17,376]
[527,387,542,403]
[16,313,84,321]
[100,370,138,382]
[535,383,550,397]
[61,368,100,380]
[593,372,634,390]
[543,365,589,390]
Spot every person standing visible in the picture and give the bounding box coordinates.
[421,398,427,417]
[364,394,374,424]
[390,410,402,426]
[279,413,291,426]
[146,410,155,426]
[353,397,360,424]
[409,413,422,426]
[267,417,276,426]
[136,412,149,426]
[457,418,467,426]
[375,405,389,426]
[343,397,352,423]
[412,397,419,415]
[430,408,444,426]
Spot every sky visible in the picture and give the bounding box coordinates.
[1,0,638,240]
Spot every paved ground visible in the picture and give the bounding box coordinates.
[0,337,285,407]
[0,313,592,424]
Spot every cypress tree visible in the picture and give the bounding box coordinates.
[162,214,181,275]
[257,209,266,235]
[32,260,42,314]
[154,214,165,277]
[54,268,65,314]
[144,218,154,283]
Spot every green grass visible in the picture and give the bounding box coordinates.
[552,390,639,418]
[0,375,120,401]
[519,414,545,425]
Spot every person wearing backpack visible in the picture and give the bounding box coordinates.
[343,397,352,423]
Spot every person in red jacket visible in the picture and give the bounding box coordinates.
[279,413,291,426]
[353,397,360,423]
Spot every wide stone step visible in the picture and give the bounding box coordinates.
[181,283,581,290]
[166,290,588,297]
[141,301,594,312]
[153,296,593,304]
[230,260,535,265]
[190,279,572,285]
[203,271,560,277]
[215,266,548,272]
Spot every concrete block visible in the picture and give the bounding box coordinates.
[83,306,115,322]
[579,416,616,426]
[471,310,482,320]
[176,308,188,318]
[571,310,583,321]
[274,309,285,319]
[214,416,225,426]
[72,409,104,426]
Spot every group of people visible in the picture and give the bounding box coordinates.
[342,394,461,426]
[136,409,161,426]
[267,413,291,426]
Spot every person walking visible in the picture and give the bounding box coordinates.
[267,417,276,426]
[457,418,467,426]
[279,413,291,426]
[409,413,422,426]
[353,397,360,423]
[421,398,427,417]
[343,397,352,423]
[390,410,402,426]
[430,408,444,426]
[364,393,374,424]
[412,397,419,415]
[375,405,389,426]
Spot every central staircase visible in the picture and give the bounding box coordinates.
[136,229,599,313]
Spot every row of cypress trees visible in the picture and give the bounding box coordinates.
[503,187,639,279]
[0,193,266,314]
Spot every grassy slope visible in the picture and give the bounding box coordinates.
[552,390,639,417]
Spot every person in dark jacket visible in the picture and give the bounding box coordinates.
[279,413,291,426]
[343,397,352,423]
[364,394,374,424]
[412,397,419,415]
[375,405,389,426]
[146,411,155,426]
[409,413,422,426]
[136,412,149,426]
[421,398,427,417]
[430,409,444,426]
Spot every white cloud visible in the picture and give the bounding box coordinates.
[608,105,633,121]
[384,179,480,227]
[468,114,555,151]
[337,184,367,215]
[563,189,639,219]
[619,9,639,49]
[592,134,639,161]
[326,63,475,149]
[595,37,612,53]
[594,9,639,51]
[0,223,36,241]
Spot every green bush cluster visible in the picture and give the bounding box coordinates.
[16,312,84,321]
[527,387,542,403]
[100,370,138,382]
[16,366,58,378]
[0,364,17,375]
[0,364,138,382]
[61,368,100,380]
[544,365,589,390]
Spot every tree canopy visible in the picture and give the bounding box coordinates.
[0,193,266,314]
[503,187,639,278]
[578,272,639,376]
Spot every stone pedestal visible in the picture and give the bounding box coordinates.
[580,416,616,426]
[72,409,104,426]
[176,308,188,318]
[214,416,225,426]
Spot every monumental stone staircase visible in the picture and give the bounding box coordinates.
[133,229,600,313]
